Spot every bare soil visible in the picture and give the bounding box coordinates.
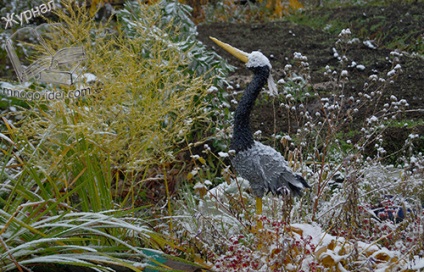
[197,2,424,157]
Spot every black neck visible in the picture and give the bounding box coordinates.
[230,66,270,152]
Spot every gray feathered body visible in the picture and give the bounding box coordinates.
[232,141,308,198]
[230,64,309,198]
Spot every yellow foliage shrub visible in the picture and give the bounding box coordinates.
[10,1,213,202]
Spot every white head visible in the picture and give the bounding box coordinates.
[246,51,272,69]
[247,51,277,96]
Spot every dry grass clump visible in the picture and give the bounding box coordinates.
[6,1,213,207]
[0,1,218,270]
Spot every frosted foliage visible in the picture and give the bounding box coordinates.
[246,51,272,69]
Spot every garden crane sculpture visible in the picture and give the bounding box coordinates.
[210,37,310,220]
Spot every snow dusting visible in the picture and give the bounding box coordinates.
[363,40,377,49]
[356,64,366,71]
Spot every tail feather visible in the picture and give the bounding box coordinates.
[288,174,310,197]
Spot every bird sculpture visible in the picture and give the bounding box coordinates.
[210,37,310,220]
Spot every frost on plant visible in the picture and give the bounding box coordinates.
[168,27,423,271]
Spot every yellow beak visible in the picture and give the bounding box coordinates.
[210,36,249,64]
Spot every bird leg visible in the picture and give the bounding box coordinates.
[256,197,263,229]
[253,197,264,250]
